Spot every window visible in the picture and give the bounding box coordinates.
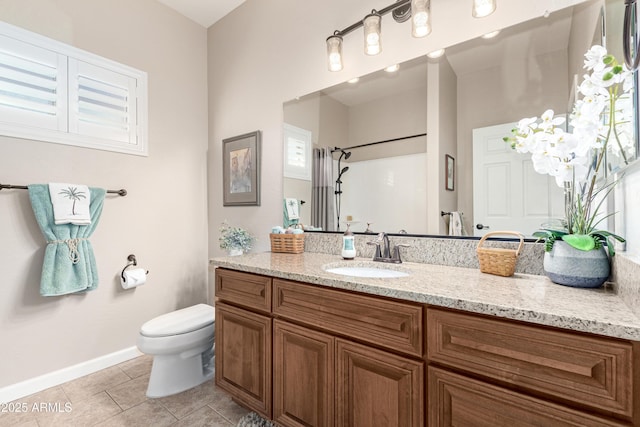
[283,123,312,181]
[0,21,148,156]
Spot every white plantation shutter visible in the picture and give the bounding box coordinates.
[283,123,312,181]
[287,138,306,168]
[68,59,138,145]
[0,34,67,132]
[0,22,147,156]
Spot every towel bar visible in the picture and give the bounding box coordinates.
[0,183,127,196]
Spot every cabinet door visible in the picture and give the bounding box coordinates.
[336,339,423,427]
[428,366,627,427]
[215,302,272,418]
[274,320,334,427]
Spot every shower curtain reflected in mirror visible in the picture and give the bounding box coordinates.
[311,147,335,231]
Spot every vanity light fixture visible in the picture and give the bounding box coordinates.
[326,0,495,71]
[472,0,497,18]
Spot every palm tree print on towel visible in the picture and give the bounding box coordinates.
[59,187,87,215]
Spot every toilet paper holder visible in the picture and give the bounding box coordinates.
[121,254,149,280]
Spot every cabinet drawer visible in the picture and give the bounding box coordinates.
[427,308,635,420]
[215,268,271,313]
[428,366,627,427]
[273,279,423,357]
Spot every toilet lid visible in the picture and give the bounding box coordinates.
[141,304,215,337]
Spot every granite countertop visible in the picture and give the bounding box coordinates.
[210,252,640,341]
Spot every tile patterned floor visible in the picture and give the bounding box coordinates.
[0,355,249,427]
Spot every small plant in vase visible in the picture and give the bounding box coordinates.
[504,45,630,288]
[219,221,255,256]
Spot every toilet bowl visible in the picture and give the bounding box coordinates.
[137,304,215,398]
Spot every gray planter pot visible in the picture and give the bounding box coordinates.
[543,240,610,288]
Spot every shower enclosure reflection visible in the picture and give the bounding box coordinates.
[333,148,351,230]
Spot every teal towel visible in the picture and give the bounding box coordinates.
[28,184,106,296]
[283,199,299,228]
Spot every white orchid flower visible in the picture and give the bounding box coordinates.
[583,45,607,71]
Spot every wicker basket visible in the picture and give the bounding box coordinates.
[270,233,305,254]
[476,231,524,277]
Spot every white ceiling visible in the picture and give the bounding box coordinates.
[156,0,245,28]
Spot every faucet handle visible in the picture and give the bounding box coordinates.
[367,241,382,259]
[392,244,410,263]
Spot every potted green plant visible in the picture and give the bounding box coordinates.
[504,45,630,288]
[219,221,255,256]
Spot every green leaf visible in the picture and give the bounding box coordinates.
[532,231,551,239]
[591,230,625,257]
[562,234,596,251]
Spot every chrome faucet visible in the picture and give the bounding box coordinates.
[367,232,409,264]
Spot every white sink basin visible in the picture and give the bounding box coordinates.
[323,263,410,278]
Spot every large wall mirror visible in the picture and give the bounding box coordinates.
[283,0,637,238]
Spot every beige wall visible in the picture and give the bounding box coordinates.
[0,0,208,387]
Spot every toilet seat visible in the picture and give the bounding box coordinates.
[140,303,214,337]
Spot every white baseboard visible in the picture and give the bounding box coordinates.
[0,346,141,404]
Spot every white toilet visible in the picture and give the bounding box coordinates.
[137,304,215,398]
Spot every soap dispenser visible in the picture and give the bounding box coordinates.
[341,223,356,260]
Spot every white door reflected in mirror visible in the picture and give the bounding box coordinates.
[472,122,565,238]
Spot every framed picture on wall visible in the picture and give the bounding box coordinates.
[223,131,261,206]
[445,154,455,191]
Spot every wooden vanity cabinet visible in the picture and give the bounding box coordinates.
[215,269,273,418]
[215,267,639,427]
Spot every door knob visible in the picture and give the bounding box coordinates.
[476,223,490,230]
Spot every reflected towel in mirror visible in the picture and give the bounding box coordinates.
[448,211,466,236]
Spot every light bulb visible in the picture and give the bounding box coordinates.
[326,35,343,72]
[364,12,382,56]
[411,0,431,38]
[472,0,496,18]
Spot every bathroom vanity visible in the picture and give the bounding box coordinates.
[211,252,640,426]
